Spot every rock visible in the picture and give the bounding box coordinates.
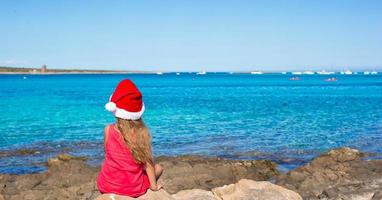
[47,153,86,166]
[347,192,375,200]
[16,149,39,155]
[327,147,361,162]
[156,156,279,193]
[94,180,302,200]
[95,189,174,200]
[1,154,99,200]
[47,157,60,166]
[172,189,219,200]
[139,190,175,200]
[1,154,279,199]
[1,148,381,200]
[276,147,382,199]
[372,191,382,200]
[0,149,42,158]
[45,153,73,165]
[212,179,302,200]
[57,153,73,161]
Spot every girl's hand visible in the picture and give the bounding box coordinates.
[150,184,162,191]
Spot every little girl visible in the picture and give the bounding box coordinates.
[97,79,163,198]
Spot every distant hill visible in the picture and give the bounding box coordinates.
[0,66,35,73]
[0,66,148,74]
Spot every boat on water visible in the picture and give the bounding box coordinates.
[340,70,352,75]
[317,70,335,75]
[250,71,263,74]
[371,71,378,75]
[344,70,352,75]
[325,77,337,82]
[176,72,180,75]
[196,71,206,75]
[303,71,315,75]
[156,72,163,75]
[289,76,300,81]
[291,72,303,75]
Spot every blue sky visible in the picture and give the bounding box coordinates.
[0,0,381,71]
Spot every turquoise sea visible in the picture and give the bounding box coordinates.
[1,73,381,174]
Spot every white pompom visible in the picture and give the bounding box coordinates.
[105,102,117,112]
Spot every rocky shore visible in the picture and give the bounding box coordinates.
[0,147,381,200]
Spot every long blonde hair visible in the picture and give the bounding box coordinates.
[116,118,153,164]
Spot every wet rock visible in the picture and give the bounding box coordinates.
[276,147,382,199]
[47,153,87,167]
[212,179,302,200]
[0,149,41,158]
[16,149,40,155]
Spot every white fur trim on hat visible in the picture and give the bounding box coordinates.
[105,102,117,112]
[110,103,145,120]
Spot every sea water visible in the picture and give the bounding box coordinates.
[0,73,381,173]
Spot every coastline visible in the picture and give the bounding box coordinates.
[1,147,381,199]
[0,71,153,75]
[0,66,156,74]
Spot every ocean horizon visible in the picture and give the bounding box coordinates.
[1,73,381,174]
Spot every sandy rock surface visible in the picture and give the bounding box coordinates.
[95,190,174,200]
[172,189,219,200]
[212,179,302,200]
[95,179,302,200]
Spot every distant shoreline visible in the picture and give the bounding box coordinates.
[0,66,380,75]
[0,71,154,75]
[0,66,154,74]
[1,71,381,75]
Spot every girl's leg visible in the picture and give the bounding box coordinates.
[154,163,163,180]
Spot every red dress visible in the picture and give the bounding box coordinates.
[97,124,150,197]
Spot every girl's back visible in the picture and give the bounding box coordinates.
[97,124,150,197]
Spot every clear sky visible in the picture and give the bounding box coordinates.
[1,0,381,72]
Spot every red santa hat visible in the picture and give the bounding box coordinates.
[105,79,145,120]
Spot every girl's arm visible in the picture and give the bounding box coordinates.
[145,162,161,191]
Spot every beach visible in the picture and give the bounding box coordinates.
[1,147,381,199]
